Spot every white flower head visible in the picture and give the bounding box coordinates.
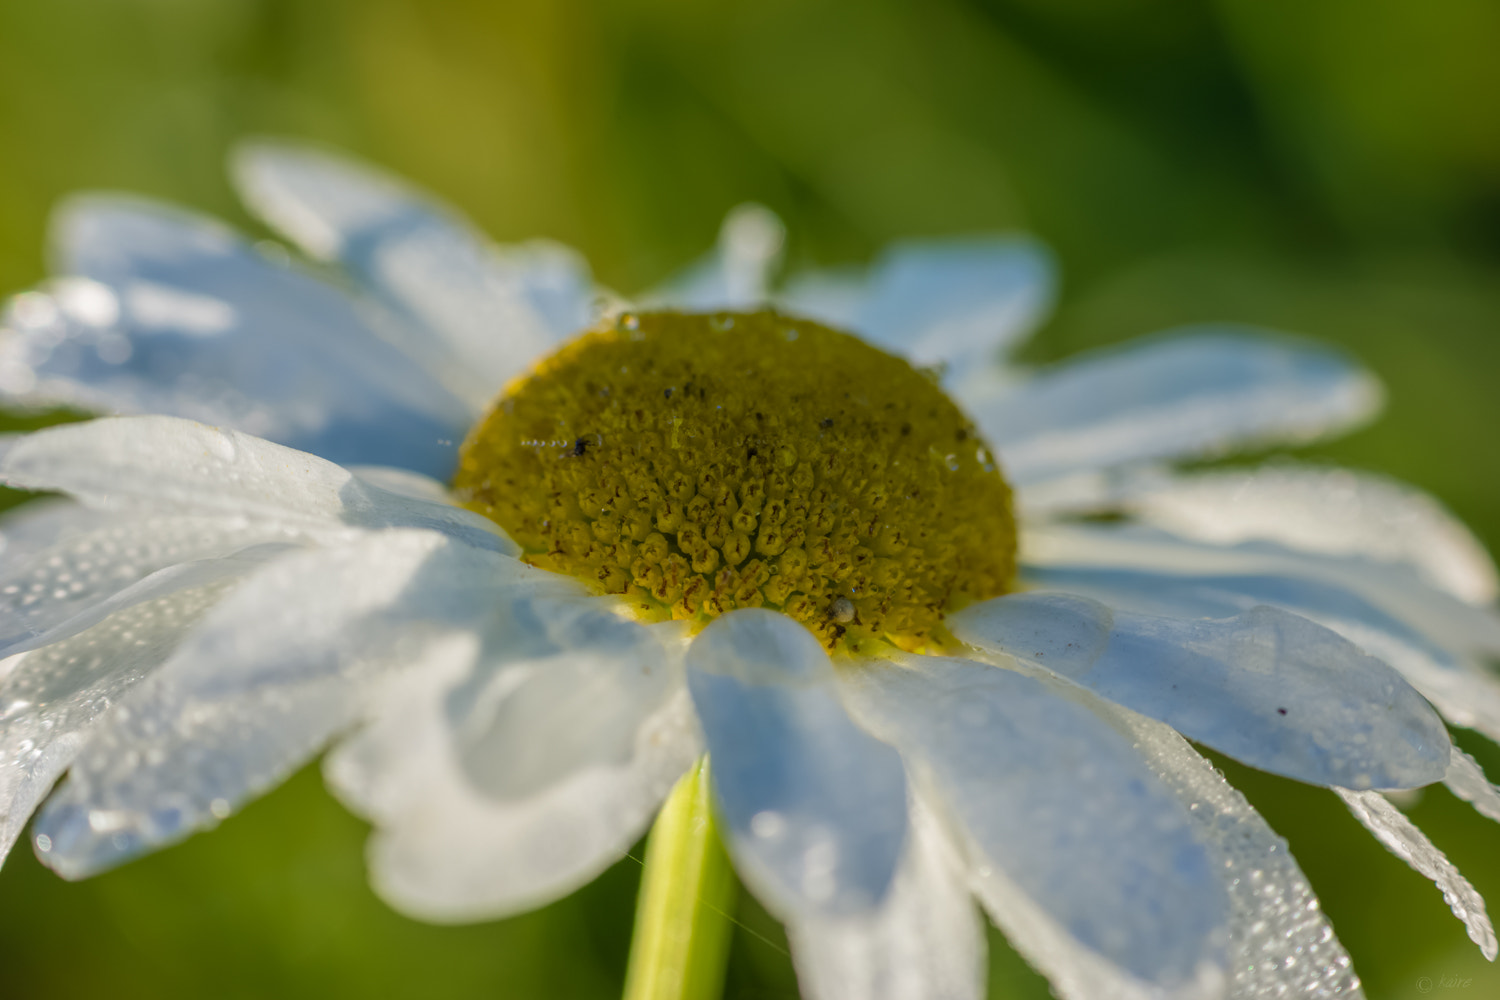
[2,141,1499,1000]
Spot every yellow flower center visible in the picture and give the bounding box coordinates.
[454,309,1016,653]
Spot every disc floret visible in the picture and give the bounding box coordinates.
[455,310,1016,652]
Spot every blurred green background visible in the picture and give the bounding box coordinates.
[1,0,1498,997]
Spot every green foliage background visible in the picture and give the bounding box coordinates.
[1,1,1498,998]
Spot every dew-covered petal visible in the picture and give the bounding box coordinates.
[1335,788,1498,960]
[686,609,908,919]
[843,655,1229,998]
[327,616,699,922]
[1025,522,1500,666]
[787,795,986,1000]
[0,416,509,554]
[647,205,786,311]
[783,236,1053,375]
[0,580,241,869]
[955,590,1450,789]
[232,141,594,409]
[1444,749,1500,826]
[1018,563,1500,749]
[1093,702,1365,999]
[967,330,1382,486]
[0,197,469,476]
[0,499,307,659]
[1119,465,1498,606]
[31,531,514,878]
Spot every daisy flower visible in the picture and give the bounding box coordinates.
[3,142,1500,1000]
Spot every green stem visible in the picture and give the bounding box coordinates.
[622,756,737,1000]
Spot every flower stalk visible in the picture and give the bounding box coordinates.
[622,757,738,1000]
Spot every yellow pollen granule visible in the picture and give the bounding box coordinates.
[454,309,1016,653]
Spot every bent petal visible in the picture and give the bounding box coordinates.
[686,609,908,919]
[1095,703,1366,999]
[1445,749,1500,825]
[31,531,506,878]
[969,330,1382,486]
[327,616,699,922]
[0,580,240,869]
[1118,465,1499,606]
[781,236,1054,374]
[952,592,1450,790]
[1335,788,1497,960]
[232,141,594,410]
[844,655,1229,999]
[787,795,986,1000]
[0,197,469,476]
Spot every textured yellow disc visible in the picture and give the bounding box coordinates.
[455,309,1016,653]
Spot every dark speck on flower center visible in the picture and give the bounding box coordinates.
[453,309,1017,653]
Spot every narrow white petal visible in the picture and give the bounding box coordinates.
[844,655,1229,998]
[647,205,786,311]
[1096,704,1365,1000]
[1017,561,1500,745]
[832,236,1053,372]
[969,330,1382,486]
[787,795,986,1000]
[1335,788,1497,960]
[1120,465,1498,606]
[232,141,595,409]
[0,581,237,869]
[686,609,908,919]
[954,591,1449,789]
[0,416,511,554]
[1444,749,1500,825]
[32,531,509,878]
[328,615,699,922]
[0,196,469,476]
[1025,523,1500,676]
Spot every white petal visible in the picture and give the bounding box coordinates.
[1,580,238,869]
[686,609,908,919]
[0,416,510,554]
[328,614,699,922]
[1443,748,1500,826]
[787,794,986,1000]
[232,141,595,409]
[953,592,1450,789]
[782,236,1053,374]
[1095,704,1366,1000]
[969,330,1382,486]
[1119,465,1498,606]
[0,500,301,658]
[0,196,470,476]
[843,655,1229,998]
[31,531,508,878]
[1025,522,1500,671]
[1017,561,1500,746]
[647,205,786,311]
[1335,788,1497,960]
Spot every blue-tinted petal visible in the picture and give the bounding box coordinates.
[843,656,1228,996]
[1,197,469,477]
[780,235,1052,373]
[232,141,595,409]
[952,592,1450,789]
[685,609,907,918]
[647,205,786,311]
[967,329,1381,485]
